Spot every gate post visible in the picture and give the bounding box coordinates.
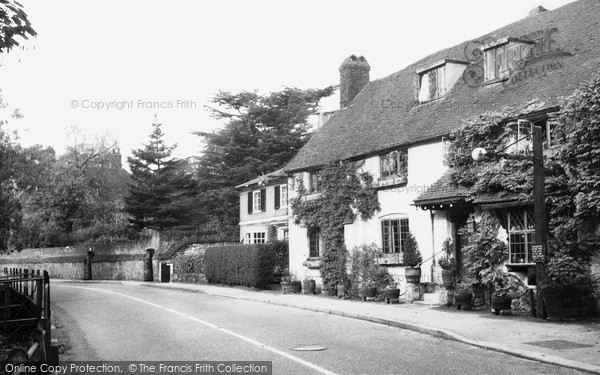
[84,249,95,280]
[144,249,155,282]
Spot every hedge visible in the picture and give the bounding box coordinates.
[172,252,205,274]
[204,242,287,289]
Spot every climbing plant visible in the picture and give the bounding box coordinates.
[290,160,380,295]
[445,70,600,307]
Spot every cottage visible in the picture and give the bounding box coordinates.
[282,0,600,292]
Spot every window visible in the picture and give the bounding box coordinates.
[280,184,288,207]
[253,232,266,244]
[380,150,408,179]
[248,188,266,214]
[508,118,554,155]
[308,228,321,258]
[275,184,288,209]
[483,38,533,82]
[508,208,535,263]
[381,218,409,254]
[418,65,446,102]
[244,233,251,244]
[253,191,261,212]
[308,171,321,194]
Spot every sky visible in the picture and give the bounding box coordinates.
[0,0,577,163]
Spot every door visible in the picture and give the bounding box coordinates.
[160,263,171,283]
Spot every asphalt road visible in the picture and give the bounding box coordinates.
[52,282,585,375]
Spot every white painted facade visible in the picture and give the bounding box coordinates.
[287,139,455,291]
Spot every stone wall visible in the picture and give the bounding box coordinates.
[0,233,160,281]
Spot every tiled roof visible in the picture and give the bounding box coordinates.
[285,0,600,172]
[413,172,532,207]
[235,168,287,189]
[413,171,470,206]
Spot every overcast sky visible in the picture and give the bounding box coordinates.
[0,0,577,163]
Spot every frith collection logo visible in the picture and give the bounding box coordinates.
[461,27,572,88]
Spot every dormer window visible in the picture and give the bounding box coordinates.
[483,37,534,83]
[416,60,469,102]
[380,149,408,180]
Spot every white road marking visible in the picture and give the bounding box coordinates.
[56,284,338,375]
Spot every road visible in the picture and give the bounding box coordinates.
[52,282,584,375]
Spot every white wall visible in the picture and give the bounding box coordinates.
[288,139,453,289]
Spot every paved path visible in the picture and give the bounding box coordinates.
[51,281,590,375]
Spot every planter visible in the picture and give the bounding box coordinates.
[491,295,512,315]
[290,281,302,294]
[303,279,316,294]
[440,269,454,288]
[337,284,346,298]
[454,292,472,310]
[281,281,292,294]
[543,287,591,321]
[361,286,378,301]
[384,288,401,304]
[405,267,421,284]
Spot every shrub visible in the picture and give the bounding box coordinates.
[403,232,422,267]
[348,243,394,298]
[204,243,279,289]
[172,252,205,274]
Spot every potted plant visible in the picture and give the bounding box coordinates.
[437,238,456,288]
[454,280,473,310]
[302,277,316,294]
[403,232,422,284]
[360,281,378,301]
[383,279,401,304]
[280,271,293,294]
[490,274,516,315]
[542,254,596,321]
[281,270,301,294]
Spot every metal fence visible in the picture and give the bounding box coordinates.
[1,267,53,364]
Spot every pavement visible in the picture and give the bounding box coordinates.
[56,280,600,374]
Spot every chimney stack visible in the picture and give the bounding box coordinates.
[528,5,548,17]
[339,55,370,108]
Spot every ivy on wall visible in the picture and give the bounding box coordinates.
[446,71,600,266]
[290,160,380,294]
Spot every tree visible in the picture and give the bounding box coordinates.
[125,118,198,231]
[195,86,335,237]
[0,0,36,53]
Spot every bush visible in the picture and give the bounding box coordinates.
[204,243,280,289]
[348,244,394,298]
[172,252,205,274]
[403,232,422,267]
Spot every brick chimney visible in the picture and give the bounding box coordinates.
[339,55,370,108]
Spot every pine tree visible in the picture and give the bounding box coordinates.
[125,117,198,230]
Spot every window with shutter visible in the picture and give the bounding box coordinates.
[247,191,253,214]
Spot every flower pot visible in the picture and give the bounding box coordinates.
[281,281,292,294]
[290,281,302,294]
[491,295,512,315]
[337,284,346,298]
[405,267,421,284]
[361,286,377,301]
[384,288,401,304]
[441,269,454,288]
[454,292,472,310]
[303,279,316,294]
